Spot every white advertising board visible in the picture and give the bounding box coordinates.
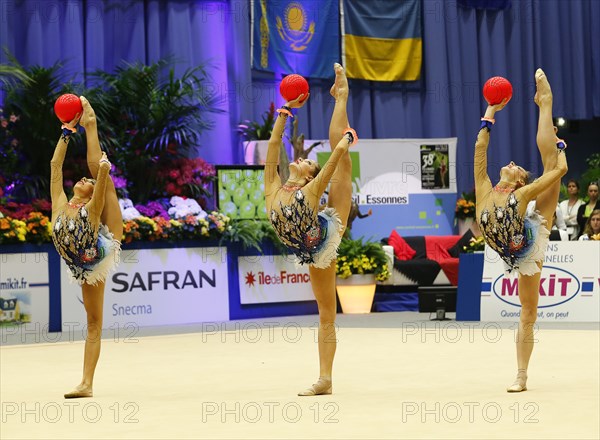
[481,242,600,322]
[0,252,50,329]
[61,247,230,329]
[238,254,314,304]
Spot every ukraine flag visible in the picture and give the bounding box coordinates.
[342,0,422,81]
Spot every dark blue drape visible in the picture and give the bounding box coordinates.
[1,0,598,193]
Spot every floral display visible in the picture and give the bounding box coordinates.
[335,237,390,282]
[455,191,476,220]
[167,196,207,219]
[156,157,215,199]
[122,210,230,244]
[462,236,486,253]
[0,210,51,244]
[0,215,27,244]
[135,200,170,219]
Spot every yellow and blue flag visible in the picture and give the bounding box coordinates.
[342,0,422,81]
[252,0,339,79]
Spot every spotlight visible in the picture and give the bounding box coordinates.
[556,117,567,127]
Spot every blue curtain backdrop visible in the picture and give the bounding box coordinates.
[1,0,599,193]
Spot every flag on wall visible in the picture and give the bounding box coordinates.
[342,0,422,81]
[251,0,339,79]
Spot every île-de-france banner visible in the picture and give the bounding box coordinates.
[342,0,422,81]
[251,0,340,78]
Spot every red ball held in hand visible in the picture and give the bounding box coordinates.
[483,77,513,106]
[54,94,83,123]
[279,74,309,103]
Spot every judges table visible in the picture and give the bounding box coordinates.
[457,241,600,322]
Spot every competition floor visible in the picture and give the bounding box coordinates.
[1,312,599,439]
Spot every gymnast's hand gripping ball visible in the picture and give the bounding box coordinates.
[483,77,513,106]
[54,94,83,123]
[280,74,309,103]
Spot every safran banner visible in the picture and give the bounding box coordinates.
[342,0,422,81]
[61,247,230,329]
[481,242,600,322]
[251,0,340,78]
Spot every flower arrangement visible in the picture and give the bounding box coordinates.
[590,233,600,241]
[122,210,231,244]
[156,157,215,199]
[0,210,51,244]
[455,191,476,220]
[135,200,170,219]
[24,211,52,244]
[462,236,486,253]
[0,215,27,244]
[0,197,262,249]
[336,237,390,282]
[237,102,276,141]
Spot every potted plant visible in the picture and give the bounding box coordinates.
[455,191,481,236]
[335,236,390,314]
[237,102,275,165]
[462,235,486,253]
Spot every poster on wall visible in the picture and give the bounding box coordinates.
[306,138,458,239]
[481,242,600,322]
[238,254,314,304]
[61,247,230,329]
[420,144,450,190]
[0,252,50,329]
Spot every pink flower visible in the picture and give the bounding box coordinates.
[9,114,18,122]
[1,120,7,128]
[166,183,176,194]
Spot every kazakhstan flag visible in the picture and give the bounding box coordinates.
[342,0,422,81]
[252,0,339,79]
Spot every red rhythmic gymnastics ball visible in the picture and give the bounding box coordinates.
[280,74,309,103]
[483,76,513,106]
[54,94,83,123]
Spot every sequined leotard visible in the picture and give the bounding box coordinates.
[478,192,546,274]
[50,134,120,285]
[269,189,342,268]
[52,205,119,284]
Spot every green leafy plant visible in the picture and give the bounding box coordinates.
[237,102,275,141]
[221,219,262,251]
[1,57,83,200]
[581,153,600,201]
[336,236,390,282]
[88,61,221,202]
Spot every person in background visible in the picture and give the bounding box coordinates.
[558,179,583,240]
[576,182,600,238]
[578,209,600,240]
